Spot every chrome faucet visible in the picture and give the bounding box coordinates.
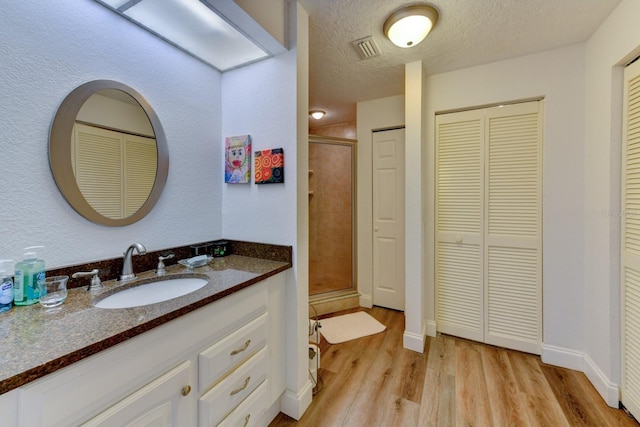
[120,243,147,282]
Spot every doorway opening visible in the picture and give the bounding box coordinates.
[308,136,357,306]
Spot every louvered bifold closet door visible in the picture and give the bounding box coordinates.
[435,110,485,342]
[484,102,542,354]
[124,135,157,217]
[74,123,124,218]
[621,58,640,420]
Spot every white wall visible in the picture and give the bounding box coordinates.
[0,0,222,267]
[584,0,640,405]
[221,55,297,245]
[404,61,426,352]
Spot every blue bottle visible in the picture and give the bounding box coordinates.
[0,259,14,313]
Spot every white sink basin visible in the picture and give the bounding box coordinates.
[95,276,208,309]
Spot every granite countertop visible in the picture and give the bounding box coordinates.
[0,254,290,395]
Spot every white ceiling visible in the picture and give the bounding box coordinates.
[300,0,621,128]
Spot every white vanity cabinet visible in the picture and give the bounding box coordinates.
[11,272,286,427]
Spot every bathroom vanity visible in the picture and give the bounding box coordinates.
[0,254,290,426]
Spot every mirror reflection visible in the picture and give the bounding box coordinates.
[73,89,158,219]
[49,80,168,227]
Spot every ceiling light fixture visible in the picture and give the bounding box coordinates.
[383,4,439,48]
[94,0,269,71]
[310,110,326,120]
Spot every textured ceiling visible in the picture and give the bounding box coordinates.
[300,0,621,128]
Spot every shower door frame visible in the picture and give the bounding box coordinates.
[308,135,358,299]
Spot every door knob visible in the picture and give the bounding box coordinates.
[374,227,379,232]
[181,385,191,396]
[455,235,462,243]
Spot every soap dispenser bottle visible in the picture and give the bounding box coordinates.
[0,259,14,313]
[14,246,45,306]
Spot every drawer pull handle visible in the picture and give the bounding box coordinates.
[230,376,251,396]
[181,385,191,396]
[230,340,251,356]
[243,414,251,427]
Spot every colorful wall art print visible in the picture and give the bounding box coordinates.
[225,135,251,183]
[254,148,284,184]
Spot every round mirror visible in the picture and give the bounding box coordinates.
[49,80,168,226]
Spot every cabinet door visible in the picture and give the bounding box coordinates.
[82,361,194,427]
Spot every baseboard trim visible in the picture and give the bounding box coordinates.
[262,400,282,426]
[359,294,372,308]
[541,343,584,371]
[403,327,426,353]
[279,381,313,420]
[426,320,437,337]
[584,354,620,407]
[542,344,619,408]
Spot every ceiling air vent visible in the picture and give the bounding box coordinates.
[352,36,381,60]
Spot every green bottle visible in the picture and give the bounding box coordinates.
[14,246,45,306]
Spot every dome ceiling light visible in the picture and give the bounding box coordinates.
[383,4,439,48]
[310,110,326,120]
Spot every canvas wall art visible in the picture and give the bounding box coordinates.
[254,148,284,184]
[224,135,251,183]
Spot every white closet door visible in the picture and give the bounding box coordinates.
[124,135,157,217]
[372,128,406,310]
[74,123,123,218]
[621,58,640,419]
[484,102,542,354]
[435,109,485,342]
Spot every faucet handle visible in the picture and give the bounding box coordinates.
[156,253,175,276]
[72,269,103,293]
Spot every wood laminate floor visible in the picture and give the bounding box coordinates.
[269,306,638,427]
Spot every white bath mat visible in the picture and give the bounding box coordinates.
[319,311,386,344]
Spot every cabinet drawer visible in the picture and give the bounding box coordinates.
[217,380,268,427]
[198,347,268,427]
[199,312,268,392]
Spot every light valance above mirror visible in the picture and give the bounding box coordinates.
[94,0,287,71]
[49,80,169,226]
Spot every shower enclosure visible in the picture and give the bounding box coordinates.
[308,136,356,298]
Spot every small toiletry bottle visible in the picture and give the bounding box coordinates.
[0,259,14,313]
[14,246,45,306]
